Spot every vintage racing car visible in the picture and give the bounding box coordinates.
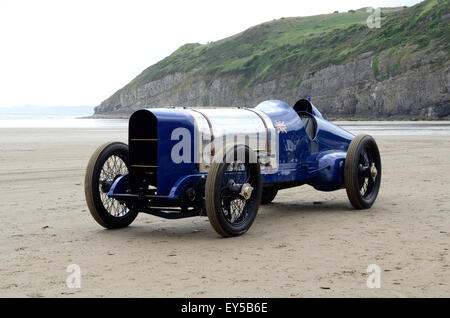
[85,99,382,237]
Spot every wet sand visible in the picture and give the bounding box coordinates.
[0,127,449,297]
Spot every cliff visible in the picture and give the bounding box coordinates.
[95,0,450,119]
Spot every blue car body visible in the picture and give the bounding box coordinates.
[109,99,355,217]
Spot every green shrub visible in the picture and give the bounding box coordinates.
[373,56,380,79]
[416,35,431,48]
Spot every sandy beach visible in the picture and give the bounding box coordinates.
[0,126,449,297]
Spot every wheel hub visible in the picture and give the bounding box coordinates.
[240,183,254,200]
[370,163,378,181]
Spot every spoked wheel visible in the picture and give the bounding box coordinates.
[205,146,262,237]
[345,134,382,209]
[85,142,138,228]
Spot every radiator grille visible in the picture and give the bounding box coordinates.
[128,110,158,192]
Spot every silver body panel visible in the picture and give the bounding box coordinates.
[185,108,278,173]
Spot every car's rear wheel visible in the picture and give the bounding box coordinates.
[85,142,138,228]
[345,134,382,209]
[205,146,262,237]
[261,188,278,205]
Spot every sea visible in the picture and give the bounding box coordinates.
[1,106,449,135]
[0,106,127,129]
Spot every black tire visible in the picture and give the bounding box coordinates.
[205,146,262,237]
[261,188,278,205]
[85,142,138,229]
[345,134,382,209]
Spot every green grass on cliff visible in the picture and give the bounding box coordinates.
[122,0,449,92]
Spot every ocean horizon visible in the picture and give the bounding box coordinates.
[1,106,450,135]
[0,105,128,128]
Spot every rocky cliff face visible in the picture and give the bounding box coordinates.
[95,48,449,119]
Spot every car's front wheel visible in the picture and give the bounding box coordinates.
[205,146,262,237]
[84,142,138,228]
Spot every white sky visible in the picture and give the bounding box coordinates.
[0,0,423,107]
